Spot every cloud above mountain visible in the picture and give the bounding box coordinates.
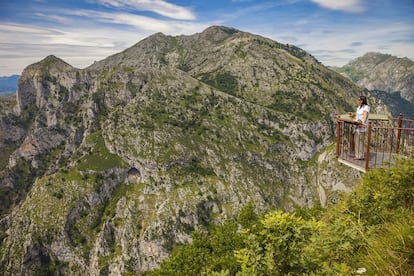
[310,0,365,13]
[0,0,413,75]
[91,0,196,20]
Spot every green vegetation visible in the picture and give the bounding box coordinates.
[66,180,145,268]
[0,140,65,217]
[77,131,126,171]
[63,101,83,126]
[336,66,367,82]
[102,183,138,221]
[0,158,31,216]
[199,72,239,96]
[147,156,414,275]
[177,63,191,72]
[92,91,108,123]
[0,143,17,171]
[148,221,244,276]
[268,92,325,122]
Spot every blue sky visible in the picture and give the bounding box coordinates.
[0,0,413,76]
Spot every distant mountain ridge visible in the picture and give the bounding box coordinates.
[0,74,19,93]
[336,52,414,118]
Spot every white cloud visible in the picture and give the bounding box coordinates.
[0,43,117,75]
[0,22,128,74]
[91,0,196,20]
[65,9,176,33]
[0,24,51,35]
[1,0,412,76]
[62,9,208,37]
[263,21,414,67]
[0,6,208,75]
[310,0,365,13]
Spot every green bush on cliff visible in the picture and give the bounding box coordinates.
[147,156,414,275]
[149,221,243,276]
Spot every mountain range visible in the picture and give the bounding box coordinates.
[0,26,388,275]
[0,75,19,94]
[336,52,414,118]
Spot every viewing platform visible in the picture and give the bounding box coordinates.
[336,113,414,172]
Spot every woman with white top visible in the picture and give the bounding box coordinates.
[349,96,370,160]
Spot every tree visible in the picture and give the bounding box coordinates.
[148,221,243,275]
[235,211,320,275]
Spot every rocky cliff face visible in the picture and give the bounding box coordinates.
[0,95,26,173]
[336,52,414,117]
[0,26,380,275]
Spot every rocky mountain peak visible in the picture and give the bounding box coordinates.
[14,55,77,114]
[337,52,414,114]
[198,25,241,40]
[24,55,74,76]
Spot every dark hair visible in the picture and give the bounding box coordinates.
[359,95,368,105]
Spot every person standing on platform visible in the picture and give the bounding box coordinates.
[349,96,370,160]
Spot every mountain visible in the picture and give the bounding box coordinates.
[0,74,19,93]
[336,52,414,118]
[369,90,414,118]
[0,26,386,275]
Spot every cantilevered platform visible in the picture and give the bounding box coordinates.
[338,152,397,173]
[336,113,414,172]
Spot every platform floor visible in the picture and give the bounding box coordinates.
[338,151,397,172]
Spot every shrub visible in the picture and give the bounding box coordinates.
[235,211,321,275]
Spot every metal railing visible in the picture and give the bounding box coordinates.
[336,113,414,172]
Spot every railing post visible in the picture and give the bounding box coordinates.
[336,118,341,157]
[365,121,372,171]
[396,113,403,153]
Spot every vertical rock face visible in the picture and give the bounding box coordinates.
[0,96,25,154]
[0,26,384,275]
[15,55,75,114]
[15,76,37,115]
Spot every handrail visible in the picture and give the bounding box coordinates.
[365,122,372,171]
[335,113,414,172]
